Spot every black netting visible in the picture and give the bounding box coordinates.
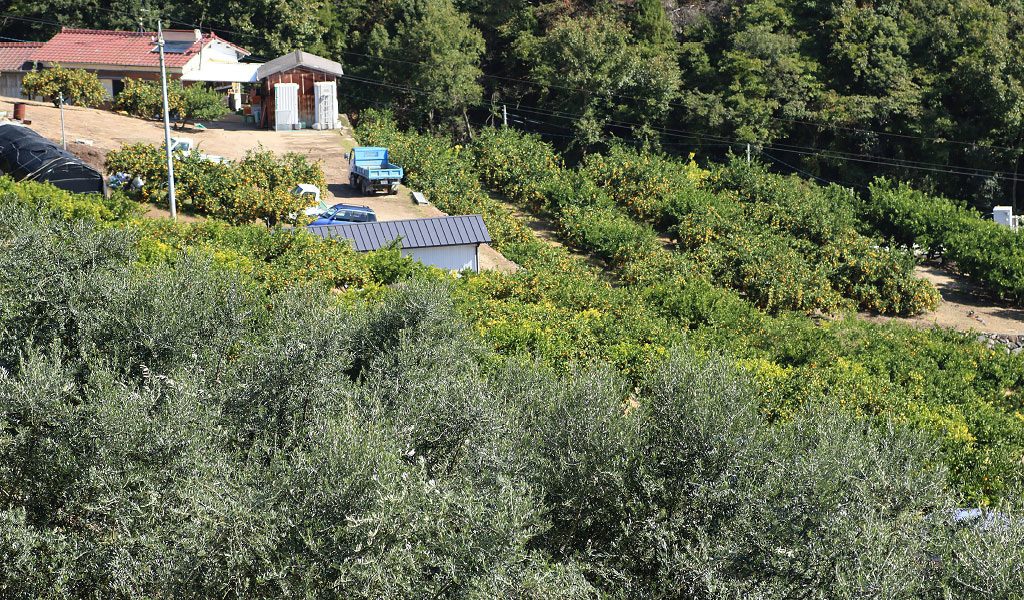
[0,124,104,194]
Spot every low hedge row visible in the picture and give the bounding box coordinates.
[0,177,141,223]
[865,179,1024,303]
[580,147,938,315]
[354,113,1024,503]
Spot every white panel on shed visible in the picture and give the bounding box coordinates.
[273,83,299,131]
[994,206,1014,227]
[402,244,479,273]
[313,80,338,130]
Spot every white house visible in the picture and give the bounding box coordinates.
[30,28,256,97]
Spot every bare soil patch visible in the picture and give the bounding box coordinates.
[862,262,1024,335]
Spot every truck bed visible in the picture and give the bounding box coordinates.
[349,147,404,182]
[352,164,403,180]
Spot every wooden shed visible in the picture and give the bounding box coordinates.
[254,50,343,131]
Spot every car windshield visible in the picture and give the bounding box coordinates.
[329,209,374,223]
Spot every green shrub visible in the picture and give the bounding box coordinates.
[116,78,228,126]
[0,176,141,223]
[114,77,165,119]
[105,143,325,226]
[176,83,228,125]
[22,64,107,107]
[867,179,1024,303]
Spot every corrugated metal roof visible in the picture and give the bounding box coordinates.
[0,42,42,72]
[257,50,344,80]
[307,214,491,251]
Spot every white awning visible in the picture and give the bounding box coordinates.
[181,62,261,83]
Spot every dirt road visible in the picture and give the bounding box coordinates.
[862,262,1024,335]
[0,96,516,272]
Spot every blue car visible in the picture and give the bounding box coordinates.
[309,203,378,226]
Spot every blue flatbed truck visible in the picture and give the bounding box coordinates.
[347,147,404,195]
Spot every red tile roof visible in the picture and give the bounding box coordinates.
[32,28,248,70]
[0,42,43,71]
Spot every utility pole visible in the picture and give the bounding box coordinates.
[746,143,751,165]
[58,92,66,150]
[157,19,177,220]
[502,104,508,128]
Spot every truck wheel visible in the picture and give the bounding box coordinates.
[362,179,371,195]
[349,173,357,189]
[389,185,398,195]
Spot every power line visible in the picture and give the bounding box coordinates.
[506,102,1024,180]
[764,115,1022,153]
[8,8,1023,154]
[339,72,1024,182]
[765,146,1024,184]
[8,10,1021,183]
[762,152,863,190]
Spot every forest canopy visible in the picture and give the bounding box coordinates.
[5,0,1023,207]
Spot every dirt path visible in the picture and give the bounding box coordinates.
[1,96,515,272]
[862,262,1024,334]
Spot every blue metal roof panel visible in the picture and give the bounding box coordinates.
[438,218,456,245]
[409,219,430,245]
[396,220,416,247]
[307,215,491,250]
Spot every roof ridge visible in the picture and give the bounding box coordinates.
[309,214,485,229]
[0,42,43,47]
[59,27,156,36]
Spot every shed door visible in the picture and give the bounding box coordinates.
[0,73,23,98]
[273,83,299,130]
[313,81,337,129]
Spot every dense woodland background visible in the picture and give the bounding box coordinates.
[4,0,1024,209]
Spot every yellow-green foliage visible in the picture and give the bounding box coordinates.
[0,176,141,222]
[106,143,326,226]
[356,112,1024,504]
[22,64,107,108]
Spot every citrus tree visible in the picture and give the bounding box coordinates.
[174,83,228,127]
[22,64,107,108]
[116,78,228,127]
[114,77,165,118]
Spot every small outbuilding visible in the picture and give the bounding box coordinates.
[307,214,492,273]
[254,50,343,131]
